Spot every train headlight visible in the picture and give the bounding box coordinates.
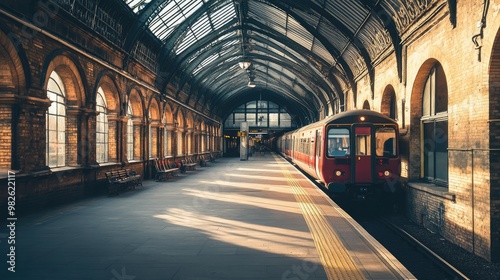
[384,170,391,177]
[335,170,342,177]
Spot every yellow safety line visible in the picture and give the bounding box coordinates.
[274,155,365,280]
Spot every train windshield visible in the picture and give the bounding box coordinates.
[375,127,397,157]
[327,128,350,157]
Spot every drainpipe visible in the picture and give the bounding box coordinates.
[471,0,490,62]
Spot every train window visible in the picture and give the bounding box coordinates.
[376,127,396,157]
[356,135,371,156]
[327,128,350,157]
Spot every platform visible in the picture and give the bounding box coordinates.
[5,153,415,280]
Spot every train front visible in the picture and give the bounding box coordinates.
[323,112,401,200]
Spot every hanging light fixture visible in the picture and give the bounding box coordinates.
[238,61,252,70]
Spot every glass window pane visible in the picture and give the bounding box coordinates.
[96,144,103,155]
[435,65,448,114]
[257,114,267,127]
[246,113,256,126]
[246,101,256,109]
[423,76,431,116]
[435,121,448,182]
[423,122,435,179]
[234,113,245,124]
[356,135,371,156]
[58,132,65,143]
[57,144,65,155]
[49,131,57,143]
[57,154,65,166]
[58,117,65,131]
[327,128,349,157]
[376,127,396,157]
[280,113,291,127]
[48,102,57,114]
[49,156,57,167]
[48,115,57,130]
[58,103,65,115]
[48,143,56,155]
[269,113,279,127]
[258,100,267,109]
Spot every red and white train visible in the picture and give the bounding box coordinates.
[276,110,401,199]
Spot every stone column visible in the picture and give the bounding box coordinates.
[7,91,51,174]
[82,108,98,167]
[107,113,119,163]
[119,116,129,164]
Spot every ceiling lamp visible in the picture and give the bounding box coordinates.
[238,61,252,70]
[247,81,256,88]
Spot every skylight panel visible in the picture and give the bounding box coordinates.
[287,16,313,51]
[193,53,219,76]
[176,30,197,54]
[174,3,237,55]
[146,0,204,41]
[211,3,236,29]
[191,14,212,39]
[178,0,203,19]
[125,0,151,13]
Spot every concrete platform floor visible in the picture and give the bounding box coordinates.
[1,153,412,279]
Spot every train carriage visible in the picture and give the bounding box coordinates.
[277,110,401,200]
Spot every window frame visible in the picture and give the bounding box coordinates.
[95,87,109,163]
[127,104,135,161]
[326,127,350,158]
[46,71,66,168]
[421,64,448,186]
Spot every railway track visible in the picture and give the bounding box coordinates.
[381,218,469,280]
[334,198,469,280]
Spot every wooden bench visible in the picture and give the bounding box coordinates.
[210,151,221,161]
[105,169,142,195]
[154,158,180,181]
[198,154,211,167]
[181,156,198,171]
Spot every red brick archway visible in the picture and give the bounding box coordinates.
[488,27,500,262]
[381,85,397,120]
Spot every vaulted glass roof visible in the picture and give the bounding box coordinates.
[118,0,445,123]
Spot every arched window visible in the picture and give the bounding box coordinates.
[223,100,296,128]
[96,87,109,163]
[422,63,448,185]
[127,104,134,160]
[389,92,397,120]
[46,71,66,168]
[362,100,370,110]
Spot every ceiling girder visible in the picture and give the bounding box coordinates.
[117,0,406,125]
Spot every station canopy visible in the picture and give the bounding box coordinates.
[120,0,446,124]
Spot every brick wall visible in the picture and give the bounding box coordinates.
[351,0,500,262]
[0,105,12,169]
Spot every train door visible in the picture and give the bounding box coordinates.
[352,124,373,183]
[315,129,321,177]
[309,132,315,168]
